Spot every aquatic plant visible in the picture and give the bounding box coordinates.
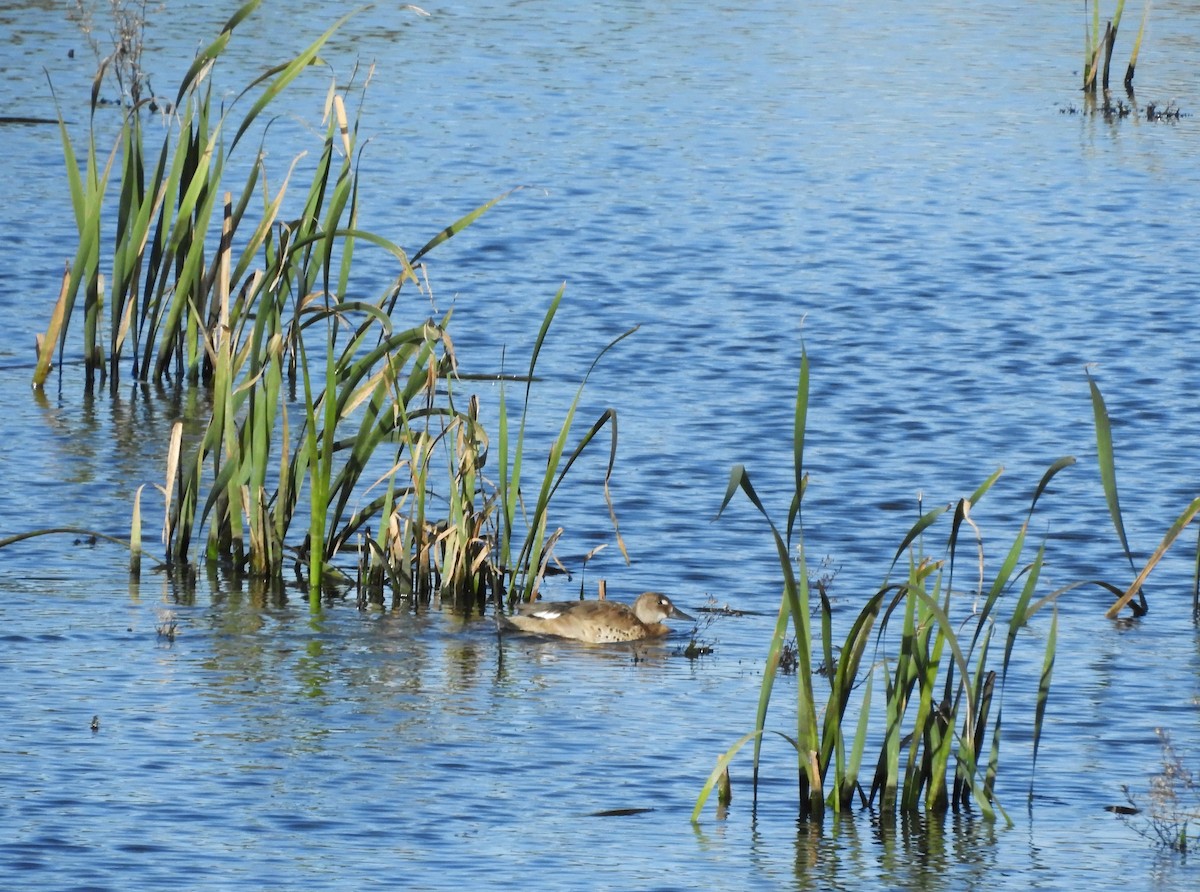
[68,0,155,110]
[1084,1,1152,93]
[691,356,1059,822]
[1116,729,1200,853]
[1084,370,1200,619]
[33,1,629,609]
[691,357,1200,823]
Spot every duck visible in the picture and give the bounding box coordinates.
[502,592,694,644]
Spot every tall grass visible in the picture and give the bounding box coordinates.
[692,358,1200,823]
[36,2,630,610]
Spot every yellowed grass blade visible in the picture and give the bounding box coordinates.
[32,267,72,388]
[1106,496,1200,618]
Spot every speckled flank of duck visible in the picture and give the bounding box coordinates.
[502,592,694,644]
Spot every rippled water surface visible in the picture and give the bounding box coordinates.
[2,1,1200,889]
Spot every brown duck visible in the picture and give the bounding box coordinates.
[503,592,694,644]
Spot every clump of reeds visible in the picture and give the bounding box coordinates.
[1084,1,1152,94]
[36,1,631,610]
[692,356,1200,823]
[692,352,1055,821]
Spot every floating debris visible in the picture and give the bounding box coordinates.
[1058,98,1186,122]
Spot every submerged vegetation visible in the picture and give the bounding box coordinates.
[33,0,630,610]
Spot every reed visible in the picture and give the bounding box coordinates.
[1084,371,1200,619]
[37,3,629,610]
[695,363,1200,822]
[1125,2,1152,90]
[694,354,1074,823]
[496,288,636,607]
[1083,1,1151,93]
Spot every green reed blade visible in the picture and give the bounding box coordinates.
[130,484,145,577]
[410,189,519,266]
[151,121,227,381]
[495,280,563,582]
[1088,372,1139,572]
[786,349,809,546]
[753,593,792,797]
[513,320,637,601]
[1194,527,1200,617]
[904,584,979,810]
[901,572,942,811]
[174,0,264,108]
[692,728,801,822]
[37,88,118,385]
[333,163,359,304]
[716,463,823,815]
[1030,607,1057,794]
[843,667,874,810]
[229,6,365,153]
[496,355,514,581]
[137,104,194,377]
[312,328,340,603]
[1027,455,1076,521]
[964,638,994,790]
[320,330,432,538]
[886,503,951,581]
[536,407,629,567]
[111,113,177,381]
[226,152,297,290]
[824,588,885,808]
[946,497,969,610]
[966,466,1003,508]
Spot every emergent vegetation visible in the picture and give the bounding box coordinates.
[693,354,1200,823]
[1084,1,1152,93]
[34,1,630,610]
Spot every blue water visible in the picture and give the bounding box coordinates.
[2,1,1200,888]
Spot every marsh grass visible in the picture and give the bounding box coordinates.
[35,2,629,610]
[692,357,1200,823]
[1084,1,1152,93]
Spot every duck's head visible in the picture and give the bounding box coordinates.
[632,592,694,625]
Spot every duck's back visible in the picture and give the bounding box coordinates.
[509,600,662,643]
